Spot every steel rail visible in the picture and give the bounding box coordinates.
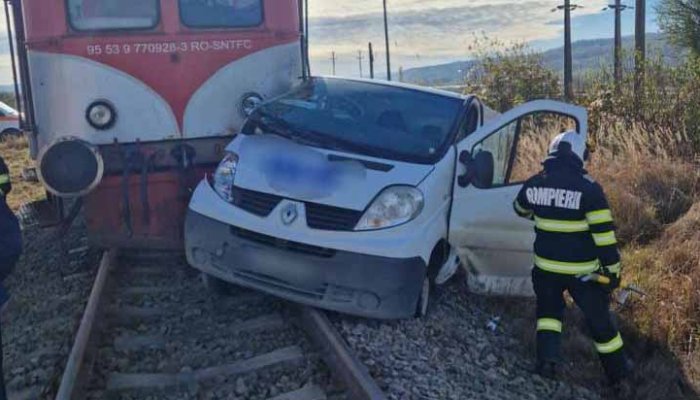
[299,307,387,400]
[56,249,117,400]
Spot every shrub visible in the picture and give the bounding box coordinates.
[462,36,560,112]
[587,55,700,150]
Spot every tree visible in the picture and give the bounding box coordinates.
[657,0,700,56]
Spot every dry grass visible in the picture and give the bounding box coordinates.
[0,135,44,211]
[587,116,700,396]
[621,203,700,378]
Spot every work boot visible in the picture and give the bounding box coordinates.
[535,360,558,380]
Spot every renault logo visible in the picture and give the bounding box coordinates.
[281,203,299,225]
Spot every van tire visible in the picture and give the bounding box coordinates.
[415,241,450,318]
[202,273,234,295]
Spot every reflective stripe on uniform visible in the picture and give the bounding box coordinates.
[605,263,621,274]
[535,217,589,233]
[595,333,624,354]
[514,200,532,216]
[586,209,613,225]
[592,231,617,247]
[604,262,621,278]
[535,256,599,275]
[537,318,563,333]
[0,174,9,185]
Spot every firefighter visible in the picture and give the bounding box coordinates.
[513,131,632,385]
[0,155,21,400]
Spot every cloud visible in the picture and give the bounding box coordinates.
[308,0,608,77]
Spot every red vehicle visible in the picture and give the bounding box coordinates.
[5,0,307,248]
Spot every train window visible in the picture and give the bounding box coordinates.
[67,0,159,31]
[179,0,263,28]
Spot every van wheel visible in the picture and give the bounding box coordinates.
[415,277,432,318]
[202,273,234,295]
[415,242,448,318]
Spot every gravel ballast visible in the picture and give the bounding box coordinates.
[332,274,601,400]
[2,222,101,399]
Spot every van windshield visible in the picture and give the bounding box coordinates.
[252,78,463,164]
[68,0,159,31]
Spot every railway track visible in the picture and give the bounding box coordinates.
[54,250,385,400]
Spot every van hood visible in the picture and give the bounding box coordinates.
[227,134,434,210]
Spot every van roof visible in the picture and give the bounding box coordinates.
[316,76,471,101]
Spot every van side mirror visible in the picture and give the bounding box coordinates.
[472,151,494,189]
[457,150,495,188]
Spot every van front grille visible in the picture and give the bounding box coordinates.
[232,186,282,217]
[305,203,363,231]
[230,186,362,231]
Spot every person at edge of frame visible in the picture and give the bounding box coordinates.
[0,154,22,400]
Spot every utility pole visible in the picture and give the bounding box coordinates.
[330,51,336,76]
[603,1,632,93]
[368,42,375,79]
[552,1,583,101]
[383,0,392,80]
[357,50,364,78]
[635,0,646,95]
[564,0,573,101]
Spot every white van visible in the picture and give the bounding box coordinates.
[185,77,587,319]
[0,102,20,137]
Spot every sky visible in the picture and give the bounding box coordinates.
[308,0,661,78]
[0,0,661,85]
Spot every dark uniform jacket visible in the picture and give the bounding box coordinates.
[513,155,621,277]
[0,156,21,260]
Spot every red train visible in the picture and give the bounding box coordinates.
[5,0,307,248]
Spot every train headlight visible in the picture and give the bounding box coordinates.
[355,186,424,231]
[86,101,117,130]
[212,152,239,203]
[240,93,264,117]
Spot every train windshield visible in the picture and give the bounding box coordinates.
[179,0,263,28]
[67,0,159,31]
[251,78,463,164]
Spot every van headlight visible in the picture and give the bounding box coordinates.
[355,186,424,231]
[241,93,264,117]
[212,152,239,202]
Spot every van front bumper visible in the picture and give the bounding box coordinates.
[185,209,426,319]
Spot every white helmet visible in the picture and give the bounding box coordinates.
[548,131,587,162]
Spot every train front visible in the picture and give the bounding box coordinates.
[14,0,303,248]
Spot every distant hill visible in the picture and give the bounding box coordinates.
[401,60,476,86]
[403,33,684,86]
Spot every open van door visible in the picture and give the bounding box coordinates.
[448,100,588,296]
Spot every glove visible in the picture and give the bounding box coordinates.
[600,265,621,290]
